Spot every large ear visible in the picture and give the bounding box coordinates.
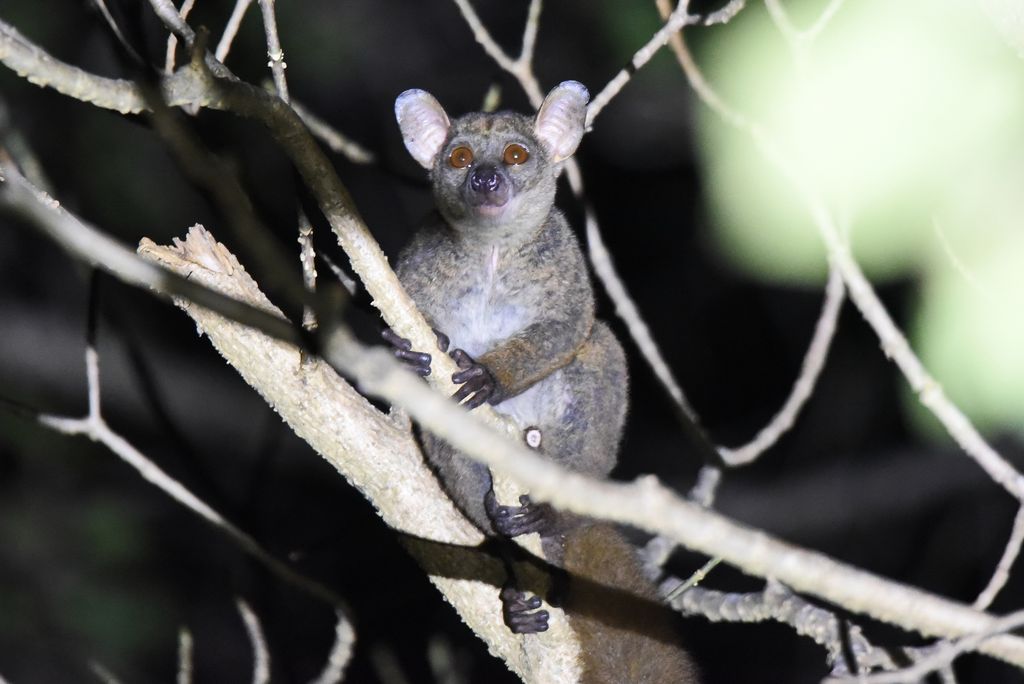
[534,81,589,162]
[395,89,451,169]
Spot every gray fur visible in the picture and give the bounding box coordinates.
[394,83,698,683]
[394,83,627,535]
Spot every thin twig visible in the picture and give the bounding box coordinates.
[640,535,724,605]
[256,0,288,102]
[318,250,358,296]
[450,0,516,73]
[687,465,722,506]
[142,68,314,316]
[35,357,344,608]
[804,0,847,44]
[165,0,198,73]
[933,217,991,299]
[763,0,801,47]
[661,16,1024,501]
[298,209,318,332]
[88,662,123,684]
[580,177,719,469]
[974,504,1024,611]
[148,0,195,43]
[236,599,271,684]
[481,83,502,112]
[519,0,543,67]
[664,556,722,601]
[720,264,845,466]
[216,0,254,62]
[765,0,846,63]
[147,0,243,84]
[177,628,193,684]
[0,163,297,343]
[5,8,483,445]
[582,200,700,422]
[449,0,543,103]
[0,19,151,114]
[586,1,700,128]
[309,610,357,684]
[91,0,144,64]
[790,124,1024,500]
[0,222,346,610]
[290,99,376,164]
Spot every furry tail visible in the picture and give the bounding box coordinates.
[561,523,700,684]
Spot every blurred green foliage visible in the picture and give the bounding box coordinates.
[696,0,1024,438]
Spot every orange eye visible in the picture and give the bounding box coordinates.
[449,146,474,168]
[503,143,529,165]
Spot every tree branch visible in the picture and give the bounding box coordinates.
[146,225,1024,672]
[290,98,376,164]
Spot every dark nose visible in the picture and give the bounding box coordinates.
[469,166,502,194]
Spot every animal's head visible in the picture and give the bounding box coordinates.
[395,81,589,239]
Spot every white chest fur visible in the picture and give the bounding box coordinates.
[433,246,530,359]
[429,246,570,430]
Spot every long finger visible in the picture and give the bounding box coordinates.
[381,328,411,350]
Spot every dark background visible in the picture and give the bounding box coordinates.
[1,1,1022,682]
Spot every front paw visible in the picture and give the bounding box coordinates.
[450,348,498,408]
[486,492,552,537]
[381,328,432,376]
[500,585,549,634]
